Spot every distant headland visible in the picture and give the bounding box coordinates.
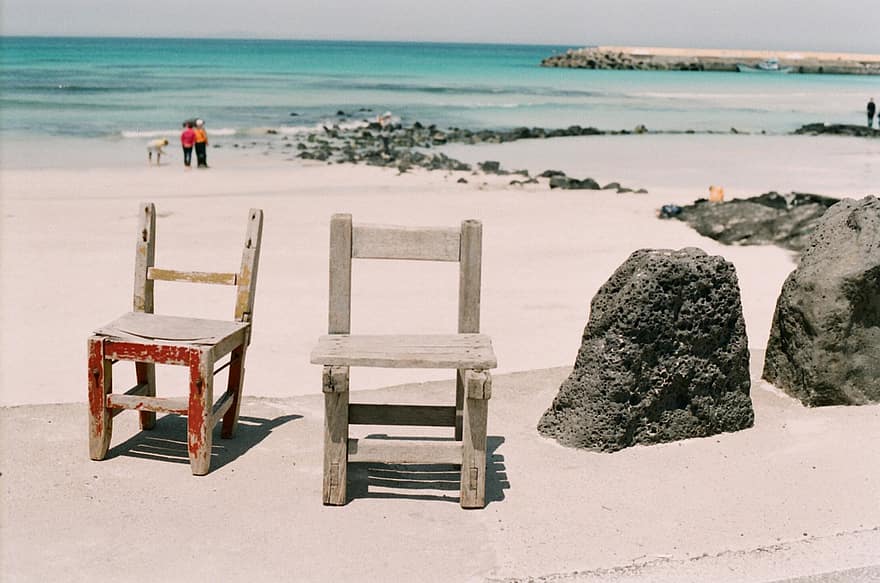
[541,46,880,75]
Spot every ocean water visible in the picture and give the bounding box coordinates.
[2,36,878,148]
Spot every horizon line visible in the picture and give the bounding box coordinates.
[0,33,578,48]
[2,34,872,55]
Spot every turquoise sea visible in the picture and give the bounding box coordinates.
[2,36,878,147]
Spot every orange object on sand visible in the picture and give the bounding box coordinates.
[709,185,725,202]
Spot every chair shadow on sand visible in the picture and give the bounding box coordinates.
[105,413,302,472]
[348,436,509,506]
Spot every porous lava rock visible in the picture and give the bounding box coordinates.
[538,248,754,451]
[763,196,880,405]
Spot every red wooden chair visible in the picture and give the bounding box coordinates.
[88,203,263,475]
[311,214,497,507]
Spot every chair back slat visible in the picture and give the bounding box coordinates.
[352,224,461,262]
[328,214,353,334]
[131,203,263,326]
[458,220,482,334]
[147,268,238,286]
[133,202,156,313]
[328,214,482,335]
[234,208,264,324]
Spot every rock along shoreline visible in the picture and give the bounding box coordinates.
[541,46,880,75]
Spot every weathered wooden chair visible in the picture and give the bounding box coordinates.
[88,203,263,475]
[310,214,497,508]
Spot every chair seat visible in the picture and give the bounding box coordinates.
[310,333,497,369]
[95,312,249,346]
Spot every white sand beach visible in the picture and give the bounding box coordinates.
[1,135,879,581]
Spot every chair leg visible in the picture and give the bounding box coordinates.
[187,350,214,475]
[460,370,490,509]
[221,346,246,439]
[323,366,349,505]
[88,338,113,460]
[136,362,156,430]
[455,369,465,440]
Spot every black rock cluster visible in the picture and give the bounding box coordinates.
[668,191,840,252]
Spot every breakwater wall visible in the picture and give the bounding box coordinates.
[541,46,880,75]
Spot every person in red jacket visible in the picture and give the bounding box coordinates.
[180,121,196,168]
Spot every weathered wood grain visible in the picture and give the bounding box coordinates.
[97,312,249,344]
[322,365,350,393]
[458,219,482,334]
[329,213,353,335]
[323,383,350,505]
[133,203,156,313]
[107,394,188,415]
[456,220,483,439]
[311,334,497,369]
[352,224,461,262]
[460,395,488,508]
[147,268,237,286]
[234,208,263,328]
[465,370,492,400]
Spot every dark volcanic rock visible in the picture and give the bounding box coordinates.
[478,160,502,173]
[672,192,840,252]
[794,123,880,137]
[549,175,601,190]
[763,196,880,405]
[538,248,754,451]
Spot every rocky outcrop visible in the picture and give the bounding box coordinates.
[541,47,880,75]
[763,196,880,405]
[669,192,840,252]
[288,120,658,184]
[292,122,613,172]
[549,175,600,190]
[538,248,754,451]
[542,47,706,71]
[542,171,646,193]
[794,123,880,137]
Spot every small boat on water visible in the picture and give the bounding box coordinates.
[736,58,793,73]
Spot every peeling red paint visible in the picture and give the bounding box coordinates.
[187,359,206,458]
[105,342,199,365]
[87,339,105,436]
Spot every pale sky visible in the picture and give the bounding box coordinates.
[1,0,878,53]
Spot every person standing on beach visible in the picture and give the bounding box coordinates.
[194,119,209,168]
[180,122,196,168]
[868,98,876,129]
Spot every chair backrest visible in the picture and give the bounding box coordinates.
[328,213,482,335]
[133,202,264,325]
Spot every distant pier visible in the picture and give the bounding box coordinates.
[541,46,880,75]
